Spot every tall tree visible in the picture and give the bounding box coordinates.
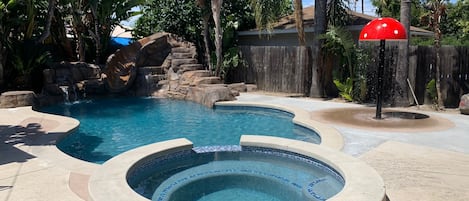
[441,0,469,44]
[372,0,424,26]
[134,0,201,41]
[394,0,411,106]
[196,0,213,72]
[310,0,328,97]
[61,0,143,63]
[0,1,6,86]
[249,0,292,33]
[211,0,223,76]
[424,0,447,108]
[36,0,56,44]
[89,0,144,63]
[293,0,305,45]
[0,0,51,90]
[327,0,349,26]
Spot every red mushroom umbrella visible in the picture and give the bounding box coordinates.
[359,18,407,119]
[359,17,407,41]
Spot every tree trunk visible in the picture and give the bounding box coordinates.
[78,36,86,62]
[36,0,56,44]
[294,0,305,46]
[211,0,223,77]
[0,41,4,87]
[434,11,444,108]
[90,6,101,64]
[394,0,411,106]
[202,15,213,71]
[197,0,213,71]
[310,0,327,97]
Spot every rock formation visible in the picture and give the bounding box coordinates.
[104,32,241,107]
[40,32,251,107]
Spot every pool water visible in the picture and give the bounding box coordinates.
[38,97,321,164]
[130,149,344,201]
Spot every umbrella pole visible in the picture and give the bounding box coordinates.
[376,39,385,119]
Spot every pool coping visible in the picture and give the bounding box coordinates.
[2,106,99,175]
[215,101,344,150]
[8,100,345,200]
[88,136,386,201]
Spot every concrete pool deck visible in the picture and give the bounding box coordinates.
[1,92,469,201]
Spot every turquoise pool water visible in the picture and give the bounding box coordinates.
[128,147,344,201]
[38,97,321,164]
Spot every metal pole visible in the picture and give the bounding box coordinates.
[376,39,385,119]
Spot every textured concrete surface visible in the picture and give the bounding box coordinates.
[0,107,97,201]
[360,141,469,201]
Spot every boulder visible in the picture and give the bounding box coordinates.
[227,82,247,93]
[179,70,211,85]
[186,86,236,107]
[190,77,222,86]
[246,84,258,92]
[0,91,36,108]
[460,94,469,115]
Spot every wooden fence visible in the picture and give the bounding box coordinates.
[228,45,469,108]
[411,46,469,107]
[226,46,311,94]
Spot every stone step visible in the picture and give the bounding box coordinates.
[171,59,198,69]
[190,76,222,86]
[177,64,204,74]
[146,74,167,82]
[171,47,195,54]
[171,53,196,59]
[179,70,212,85]
[138,66,165,75]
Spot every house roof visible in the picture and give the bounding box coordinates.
[239,6,433,37]
[111,25,133,38]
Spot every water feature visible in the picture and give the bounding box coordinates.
[58,85,70,103]
[310,107,453,132]
[37,97,321,164]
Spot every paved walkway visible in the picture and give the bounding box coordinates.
[236,93,469,201]
[1,93,469,201]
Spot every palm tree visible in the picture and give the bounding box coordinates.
[310,0,327,97]
[211,0,223,76]
[394,0,411,106]
[424,0,447,109]
[249,0,291,33]
[293,0,305,45]
[196,0,213,72]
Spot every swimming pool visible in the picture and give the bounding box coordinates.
[88,136,386,201]
[38,97,321,163]
[136,146,344,201]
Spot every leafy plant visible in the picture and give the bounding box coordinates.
[334,78,353,101]
[426,78,438,105]
[320,25,356,79]
[5,39,51,89]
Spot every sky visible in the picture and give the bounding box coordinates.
[302,0,377,16]
[302,0,458,16]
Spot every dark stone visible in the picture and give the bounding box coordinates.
[227,83,247,93]
[185,86,236,107]
[460,94,469,115]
